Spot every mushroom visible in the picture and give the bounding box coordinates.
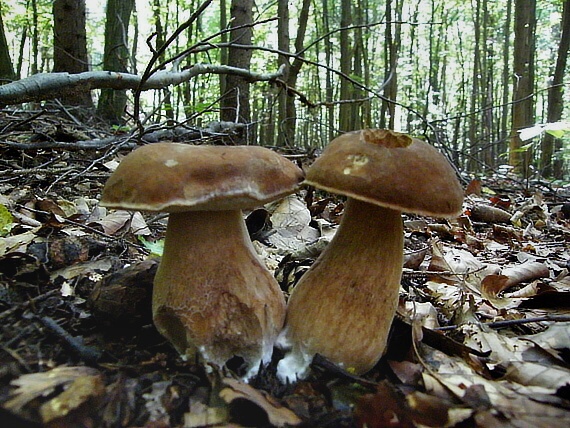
[100,142,304,376]
[277,129,464,379]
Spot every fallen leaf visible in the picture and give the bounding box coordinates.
[522,323,570,351]
[500,261,550,288]
[4,366,101,413]
[0,230,38,257]
[219,378,301,427]
[39,374,105,424]
[355,381,416,428]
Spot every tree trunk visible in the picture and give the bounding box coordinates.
[52,0,92,106]
[31,0,38,74]
[276,0,290,147]
[277,0,311,147]
[0,11,15,83]
[468,0,481,172]
[97,0,135,124]
[509,0,536,177]
[152,0,175,124]
[541,0,570,178]
[323,0,335,142]
[499,0,512,158]
[380,0,401,130]
[338,0,353,132]
[220,0,253,144]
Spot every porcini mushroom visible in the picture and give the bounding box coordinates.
[278,129,463,379]
[100,143,304,376]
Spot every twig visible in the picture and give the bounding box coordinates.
[38,316,102,364]
[0,289,60,321]
[435,315,570,331]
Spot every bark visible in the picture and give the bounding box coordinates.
[509,0,536,177]
[277,0,311,146]
[338,0,353,132]
[276,0,290,146]
[499,1,512,157]
[323,0,335,141]
[97,0,135,124]
[468,0,481,172]
[380,0,402,129]
[541,0,570,178]
[220,0,253,144]
[52,0,92,106]
[0,11,15,83]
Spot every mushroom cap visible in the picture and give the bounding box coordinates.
[101,143,305,212]
[305,129,464,217]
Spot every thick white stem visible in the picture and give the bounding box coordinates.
[153,210,285,374]
[280,198,403,377]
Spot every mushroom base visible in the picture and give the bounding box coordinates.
[152,210,286,376]
[278,198,404,379]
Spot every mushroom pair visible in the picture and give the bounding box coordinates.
[277,129,464,379]
[101,143,304,377]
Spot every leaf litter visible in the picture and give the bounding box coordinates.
[0,115,570,426]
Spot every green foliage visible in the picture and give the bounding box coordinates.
[518,122,570,141]
[0,204,13,236]
[138,236,164,257]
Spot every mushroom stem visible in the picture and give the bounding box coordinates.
[153,210,286,372]
[281,197,403,377]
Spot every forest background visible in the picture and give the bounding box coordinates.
[0,0,569,181]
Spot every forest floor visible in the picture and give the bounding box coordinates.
[1,109,570,428]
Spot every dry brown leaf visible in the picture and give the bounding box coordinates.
[481,262,550,308]
[50,257,116,283]
[501,261,550,288]
[91,210,132,235]
[219,378,301,427]
[465,179,482,196]
[480,275,523,309]
[266,195,319,253]
[4,366,100,413]
[184,402,228,427]
[549,275,570,291]
[505,360,570,392]
[421,354,570,427]
[39,374,105,424]
[355,381,416,428]
[403,301,440,329]
[0,229,38,257]
[461,323,570,393]
[470,204,512,223]
[425,281,465,319]
[388,361,423,385]
[522,323,570,351]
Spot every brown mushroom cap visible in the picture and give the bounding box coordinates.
[101,143,304,212]
[305,129,464,217]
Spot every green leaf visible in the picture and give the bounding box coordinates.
[544,122,570,139]
[546,129,566,139]
[138,236,164,256]
[0,204,14,237]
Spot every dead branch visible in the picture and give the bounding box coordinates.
[0,121,247,150]
[0,64,286,106]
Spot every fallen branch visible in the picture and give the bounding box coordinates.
[0,121,246,150]
[0,64,285,106]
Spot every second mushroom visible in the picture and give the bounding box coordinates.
[278,129,464,380]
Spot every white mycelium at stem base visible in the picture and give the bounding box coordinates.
[153,209,286,375]
[278,198,404,379]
